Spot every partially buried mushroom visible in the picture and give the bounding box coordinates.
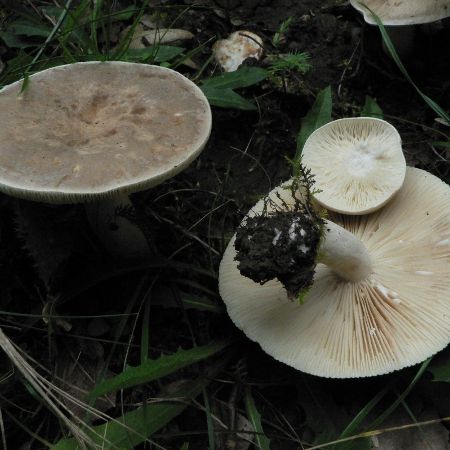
[213,31,264,72]
[0,62,212,258]
[219,167,450,378]
[302,117,406,215]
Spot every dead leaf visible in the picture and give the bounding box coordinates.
[212,398,254,450]
[120,24,194,49]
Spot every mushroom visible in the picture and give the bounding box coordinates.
[301,117,406,215]
[219,167,450,378]
[350,0,450,58]
[0,61,212,258]
[212,31,264,72]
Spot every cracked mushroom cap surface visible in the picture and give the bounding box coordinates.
[302,117,406,215]
[350,0,450,26]
[0,61,212,203]
[219,167,450,378]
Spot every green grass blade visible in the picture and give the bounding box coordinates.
[88,340,230,399]
[360,3,450,124]
[58,0,95,54]
[140,299,151,364]
[295,85,332,160]
[111,0,150,61]
[331,385,389,450]
[54,375,213,450]
[90,0,102,53]
[361,96,383,118]
[369,358,431,429]
[20,0,73,81]
[244,387,271,450]
[203,388,215,450]
[18,73,29,94]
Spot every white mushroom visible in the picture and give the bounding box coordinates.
[350,0,450,58]
[219,167,450,378]
[0,62,212,258]
[302,117,406,215]
[212,31,264,72]
[350,0,450,26]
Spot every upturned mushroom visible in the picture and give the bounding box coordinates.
[350,0,450,58]
[219,167,450,378]
[301,117,406,215]
[0,61,212,258]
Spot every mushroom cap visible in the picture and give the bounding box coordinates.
[212,31,264,72]
[219,167,450,378]
[0,62,212,203]
[302,117,406,215]
[350,0,450,26]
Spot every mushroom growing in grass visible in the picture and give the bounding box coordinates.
[0,61,212,258]
[350,0,450,59]
[219,166,450,378]
[302,117,406,215]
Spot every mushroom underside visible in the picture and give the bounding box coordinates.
[219,168,450,378]
[302,118,406,215]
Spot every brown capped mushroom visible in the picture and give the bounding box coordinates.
[0,61,212,257]
[219,167,450,378]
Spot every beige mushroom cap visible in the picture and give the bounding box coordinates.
[302,117,406,215]
[0,62,211,203]
[219,167,450,378]
[350,0,450,26]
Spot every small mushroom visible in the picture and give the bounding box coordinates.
[212,31,264,72]
[0,62,212,258]
[350,0,450,58]
[302,117,406,215]
[219,167,450,378]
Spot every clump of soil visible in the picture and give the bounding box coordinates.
[234,177,324,298]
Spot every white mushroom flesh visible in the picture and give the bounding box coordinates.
[213,31,263,72]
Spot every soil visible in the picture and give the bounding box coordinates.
[234,177,323,298]
[1,0,450,449]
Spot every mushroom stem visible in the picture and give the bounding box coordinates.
[84,192,151,259]
[318,220,372,282]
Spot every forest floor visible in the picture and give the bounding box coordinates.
[0,0,450,449]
